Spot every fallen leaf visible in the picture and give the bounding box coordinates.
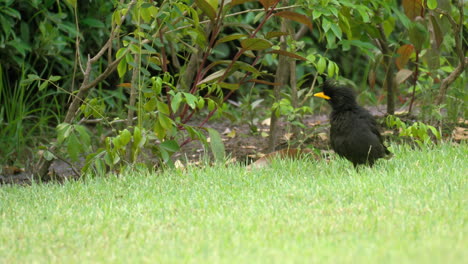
[247,148,320,170]
[226,129,236,138]
[283,133,294,141]
[261,118,271,126]
[452,127,468,141]
[317,132,328,141]
[222,128,231,135]
[1,166,25,175]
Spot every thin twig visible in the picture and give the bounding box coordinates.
[165,5,301,34]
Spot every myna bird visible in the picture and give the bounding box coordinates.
[314,80,391,167]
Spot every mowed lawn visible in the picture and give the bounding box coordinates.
[1,143,466,263]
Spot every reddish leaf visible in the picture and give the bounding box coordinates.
[402,0,424,20]
[240,38,272,50]
[216,34,247,45]
[219,82,240,90]
[259,0,279,10]
[117,83,132,88]
[231,0,256,6]
[395,69,414,85]
[395,44,415,70]
[268,50,307,61]
[273,11,313,30]
[265,31,289,39]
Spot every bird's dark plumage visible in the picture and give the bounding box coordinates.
[314,80,391,167]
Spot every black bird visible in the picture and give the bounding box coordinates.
[314,80,391,167]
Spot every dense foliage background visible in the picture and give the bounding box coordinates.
[0,0,466,179]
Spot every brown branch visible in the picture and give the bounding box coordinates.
[34,0,137,180]
[433,2,466,105]
[377,24,396,114]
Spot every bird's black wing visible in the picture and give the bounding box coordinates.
[360,108,391,155]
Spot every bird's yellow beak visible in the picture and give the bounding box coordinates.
[314,92,331,100]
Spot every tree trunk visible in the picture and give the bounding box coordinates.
[267,19,290,153]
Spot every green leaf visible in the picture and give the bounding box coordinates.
[158,147,170,163]
[152,77,163,95]
[268,50,307,61]
[392,7,412,29]
[330,24,342,40]
[57,123,72,145]
[154,119,166,140]
[265,31,289,39]
[133,126,142,146]
[233,61,262,75]
[67,133,80,162]
[82,18,105,28]
[428,126,441,140]
[43,150,56,161]
[317,57,326,74]
[27,74,41,81]
[48,75,61,82]
[116,47,127,59]
[184,93,198,109]
[158,113,172,130]
[64,0,77,8]
[160,140,180,153]
[144,98,157,112]
[75,125,91,147]
[117,58,127,78]
[338,12,352,39]
[157,101,170,115]
[312,10,321,20]
[216,34,247,45]
[171,92,183,112]
[195,0,216,21]
[322,18,331,33]
[120,129,132,146]
[207,128,225,163]
[140,6,152,23]
[218,82,240,90]
[356,6,370,22]
[240,38,272,51]
[409,21,428,51]
[327,61,336,77]
[207,99,216,111]
[338,40,377,55]
[39,81,49,91]
[197,98,205,109]
[427,0,437,10]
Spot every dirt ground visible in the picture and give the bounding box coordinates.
[1,105,466,184]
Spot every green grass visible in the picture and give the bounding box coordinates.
[1,143,466,263]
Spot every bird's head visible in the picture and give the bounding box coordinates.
[314,80,358,110]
